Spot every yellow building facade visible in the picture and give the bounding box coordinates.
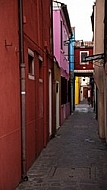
[75,77,80,105]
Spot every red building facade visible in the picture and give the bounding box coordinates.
[74,41,94,105]
[74,41,93,75]
[0,2,21,189]
[0,1,53,189]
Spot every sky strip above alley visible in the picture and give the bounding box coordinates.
[60,0,95,41]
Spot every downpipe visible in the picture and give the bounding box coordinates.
[18,0,28,181]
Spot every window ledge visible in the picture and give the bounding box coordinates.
[28,74,35,80]
[39,78,43,83]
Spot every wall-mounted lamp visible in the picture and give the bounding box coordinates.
[64,40,69,46]
[64,39,84,47]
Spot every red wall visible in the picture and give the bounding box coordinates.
[74,47,93,71]
[23,0,52,170]
[0,0,53,189]
[0,1,21,189]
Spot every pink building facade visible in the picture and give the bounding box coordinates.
[53,2,72,125]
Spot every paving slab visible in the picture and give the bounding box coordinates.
[16,104,107,190]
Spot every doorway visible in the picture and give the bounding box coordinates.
[56,81,60,129]
[49,70,52,136]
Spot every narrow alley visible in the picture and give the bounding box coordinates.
[16,102,107,190]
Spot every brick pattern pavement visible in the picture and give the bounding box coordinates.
[16,107,107,190]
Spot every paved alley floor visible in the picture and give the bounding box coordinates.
[16,104,107,190]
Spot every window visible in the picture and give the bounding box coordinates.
[39,55,43,80]
[80,51,89,64]
[64,31,69,61]
[28,49,35,80]
[61,77,67,105]
[28,55,34,74]
[60,20,63,50]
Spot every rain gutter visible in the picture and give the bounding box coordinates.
[18,0,27,180]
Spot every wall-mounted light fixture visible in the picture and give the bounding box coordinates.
[64,39,84,47]
[64,40,69,46]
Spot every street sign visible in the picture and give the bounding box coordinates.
[83,53,104,62]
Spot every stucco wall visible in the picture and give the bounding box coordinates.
[74,47,93,71]
[53,10,60,64]
[0,1,53,189]
[94,0,105,139]
[0,1,21,189]
[24,0,53,168]
[53,9,69,76]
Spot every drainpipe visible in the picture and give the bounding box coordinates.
[43,43,48,147]
[18,0,27,180]
[51,0,55,136]
[69,38,74,113]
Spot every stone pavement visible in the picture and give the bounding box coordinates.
[16,104,107,190]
